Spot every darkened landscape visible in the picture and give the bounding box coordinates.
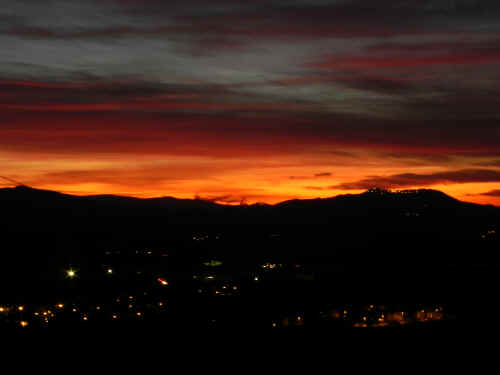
[2,1,500,329]
[1,185,498,328]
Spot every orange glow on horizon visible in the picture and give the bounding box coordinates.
[1,112,499,207]
[2,178,498,207]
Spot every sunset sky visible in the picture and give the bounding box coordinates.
[1,0,500,205]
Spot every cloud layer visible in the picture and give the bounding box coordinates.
[1,0,500,204]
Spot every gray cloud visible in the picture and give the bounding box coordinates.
[332,169,500,190]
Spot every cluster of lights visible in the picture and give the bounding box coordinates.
[261,262,278,270]
[319,304,446,328]
[269,304,448,328]
[0,291,170,328]
[0,247,454,329]
[213,284,239,296]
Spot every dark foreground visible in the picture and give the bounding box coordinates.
[1,228,498,329]
[0,187,498,329]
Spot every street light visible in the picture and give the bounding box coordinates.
[65,268,78,279]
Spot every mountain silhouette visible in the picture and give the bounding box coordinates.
[0,185,498,230]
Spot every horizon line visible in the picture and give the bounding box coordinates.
[2,183,499,208]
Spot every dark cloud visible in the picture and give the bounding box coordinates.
[1,106,499,161]
[477,189,500,197]
[314,172,332,177]
[311,54,500,71]
[332,169,500,190]
[473,160,500,167]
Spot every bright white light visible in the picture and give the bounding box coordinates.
[66,269,77,278]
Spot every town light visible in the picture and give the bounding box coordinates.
[157,277,168,286]
[66,268,77,279]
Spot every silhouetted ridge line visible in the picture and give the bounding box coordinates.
[0,185,498,231]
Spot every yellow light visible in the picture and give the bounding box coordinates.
[66,269,77,278]
[107,268,113,274]
[136,312,142,316]
[56,304,64,309]
[82,316,88,321]
[0,307,5,312]
[18,306,24,312]
[20,321,28,328]
[96,306,101,311]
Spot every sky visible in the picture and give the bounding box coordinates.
[1,0,500,205]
